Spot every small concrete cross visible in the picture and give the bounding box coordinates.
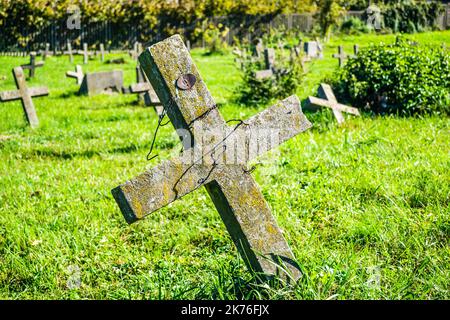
[21,53,44,78]
[112,35,312,281]
[129,42,143,60]
[0,67,49,128]
[255,48,275,80]
[83,43,89,64]
[66,65,84,85]
[306,83,360,124]
[255,38,264,59]
[333,45,347,68]
[99,43,105,62]
[64,41,74,63]
[77,43,91,64]
[42,43,51,60]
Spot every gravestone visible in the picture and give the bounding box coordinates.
[333,46,348,67]
[66,65,84,85]
[112,35,312,281]
[353,44,359,56]
[304,41,318,58]
[21,53,44,78]
[306,83,360,124]
[315,38,324,59]
[0,67,49,128]
[78,70,123,96]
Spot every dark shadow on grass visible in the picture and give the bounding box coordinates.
[27,143,143,160]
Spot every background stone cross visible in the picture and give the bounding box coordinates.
[255,48,275,80]
[0,67,49,127]
[112,35,312,281]
[306,83,360,124]
[99,43,105,62]
[77,43,91,64]
[64,41,74,63]
[66,65,84,85]
[122,65,163,115]
[21,53,44,78]
[333,45,348,67]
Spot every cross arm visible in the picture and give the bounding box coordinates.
[0,90,21,101]
[237,95,312,163]
[112,152,215,224]
[28,87,49,97]
[306,96,360,115]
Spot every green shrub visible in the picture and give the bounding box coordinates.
[381,0,444,33]
[339,17,371,35]
[331,37,450,115]
[202,22,230,55]
[236,44,303,106]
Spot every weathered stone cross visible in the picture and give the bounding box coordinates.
[333,45,347,68]
[66,65,84,85]
[255,48,275,80]
[122,64,163,115]
[21,53,44,78]
[112,35,312,281]
[0,67,49,128]
[64,41,74,63]
[77,43,91,64]
[99,43,105,62]
[306,83,360,124]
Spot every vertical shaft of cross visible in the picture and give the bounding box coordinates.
[13,67,39,127]
[83,43,88,64]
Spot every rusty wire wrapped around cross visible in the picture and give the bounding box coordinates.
[112,35,312,282]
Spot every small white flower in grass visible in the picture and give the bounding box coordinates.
[31,239,42,246]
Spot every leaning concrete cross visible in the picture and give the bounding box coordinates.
[0,67,49,128]
[66,65,84,85]
[333,45,347,68]
[21,53,44,78]
[306,83,360,124]
[112,35,312,281]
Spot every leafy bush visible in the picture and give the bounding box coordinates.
[331,37,450,115]
[236,43,303,105]
[339,17,371,35]
[202,22,230,55]
[381,0,445,33]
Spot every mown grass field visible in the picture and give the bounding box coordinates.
[0,31,449,299]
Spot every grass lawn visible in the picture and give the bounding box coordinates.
[0,31,449,299]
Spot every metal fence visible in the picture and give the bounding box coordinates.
[0,8,449,54]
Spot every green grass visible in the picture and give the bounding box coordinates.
[0,31,449,300]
